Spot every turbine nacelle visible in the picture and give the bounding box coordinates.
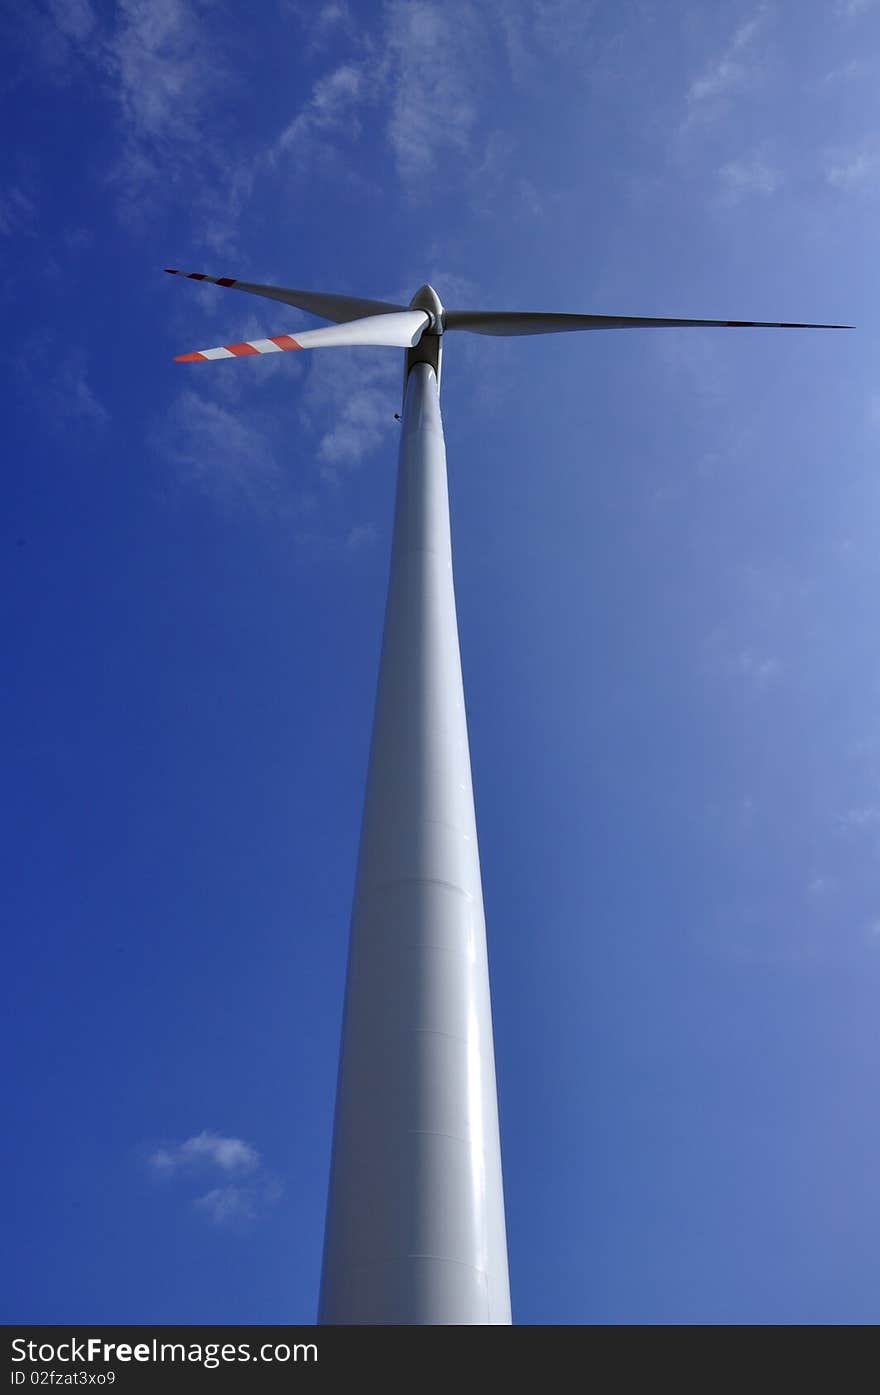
[406,284,444,390]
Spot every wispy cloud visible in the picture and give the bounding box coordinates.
[147,1131,282,1227]
[495,0,600,83]
[154,364,383,548]
[0,185,37,238]
[31,0,588,239]
[271,0,484,189]
[272,0,577,198]
[729,648,781,690]
[516,176,546,218]
[102,0,243,234]
[836,0,878,17]
[157,277,399,532]
[48,0,97,43]
[43,348,110,432]
[63,225,94,252]
[345,521,377,550]
[820,56,876,87]
[149,1130,260,1175]
[274,62,375,167]
[384,0,483,185]
[194,1177,283,1227]
[701,630,782,692]
[292,520,380,562]
[686,10,767,106]
[824,142,879,192]
[103,0,222,146]
[155,389,283,512]
[834,804,880,832]
[34,0,251,245]
[717,152,781,204]
[194,1185,254,1225]
[306,0,357,51]
[269,61,379,182]
[300,349,400,477]
[282,0,357,54]
[806,875,835,898]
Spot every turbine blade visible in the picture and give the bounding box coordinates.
[443,310,853,336]
[174,310,430,361]
[164,269,407,324]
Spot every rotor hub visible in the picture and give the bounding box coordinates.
[409,284,444,334]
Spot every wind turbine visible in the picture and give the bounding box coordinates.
[166,267,849,1324]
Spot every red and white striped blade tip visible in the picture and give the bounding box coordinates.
[175,334,301,362]
[173,310,430,360]
[165,268,237,287]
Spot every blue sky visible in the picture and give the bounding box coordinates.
[3,0,879,1325]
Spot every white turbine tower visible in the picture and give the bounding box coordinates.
[166,268,849,1324]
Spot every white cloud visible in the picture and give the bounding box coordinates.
[36,0,251,244]
[346,522,377,550]
[834,805,880,832]
[275,63,371,163]
[687,10,767,105]
[267,0,609,208]
[194,1185,255,1224]
[156,389,283,511]
[824,143,879,192]
[304,0,356,51]
[194,1176,284,1227]
[155,337,393,533]
[701,631,782,692]
[0,186,36,238]
[104,0,249,238]
[300,349,400,476]
[282,0,356,51]
[384,0,483,184]
[149,1130,260,1175]
[318,387,395,470]
[517,177,545,217]
[46,349,110,431]
[104,0,221,144]
[312,1,353,33]
[412,265,481,309]
[495,0,600,82]
[8,336,108,434]
[48,0,97,42]
[733,648,781,689]
[820,56,875,86]
[34,0,591,231]
[806,875,835,898]
[148,1131,282,1227]
[717,153,780,203]
[271,0,496,191]
[63,225,94,252]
